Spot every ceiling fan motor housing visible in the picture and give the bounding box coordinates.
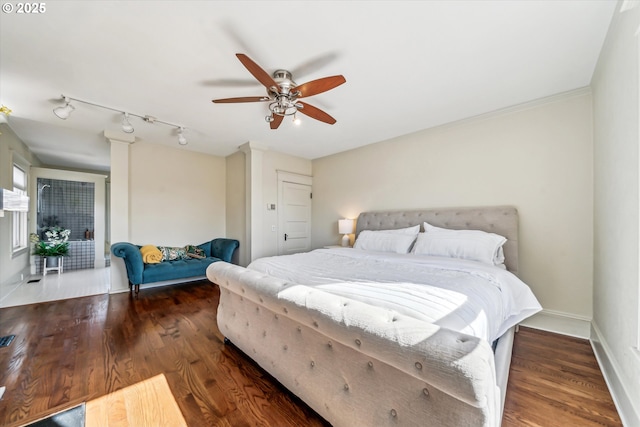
[271,69,296,95]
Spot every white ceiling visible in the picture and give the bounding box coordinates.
[0,1,616,172]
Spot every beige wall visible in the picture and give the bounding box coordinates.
[312,90,594,320]
[259,150,312,259]
[128,141,226,246]
[226,144,312,265]
[226,150,247,265]
[591,2,640,425]
[227,145,312,266]
[0,123,42,297]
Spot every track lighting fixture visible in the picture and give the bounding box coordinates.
[53,97,75,119]
[121,113,134,133]
[177,127,187,145]
[52,95,187,145]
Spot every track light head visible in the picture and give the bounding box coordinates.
[177,127,187,145]
[53,97,75,119]
[121,112,134,133]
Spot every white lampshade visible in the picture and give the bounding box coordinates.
[338,219,354,234]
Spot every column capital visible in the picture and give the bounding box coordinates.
[239,141,268,154]
[104,130,135,144]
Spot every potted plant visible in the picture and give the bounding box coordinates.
[32,227,71,268]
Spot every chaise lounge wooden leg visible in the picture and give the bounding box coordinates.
[128,282,140,298]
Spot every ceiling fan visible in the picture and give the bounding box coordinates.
[212,54,346,129]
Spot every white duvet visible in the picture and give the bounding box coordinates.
[248,248,542,343]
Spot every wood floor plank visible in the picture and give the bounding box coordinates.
[0,281,623,427]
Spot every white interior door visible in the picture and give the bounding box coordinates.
[278,179,312,255]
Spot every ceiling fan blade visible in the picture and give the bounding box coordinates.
[290,52,339,78]
[212,96,269,103]
[294,75,346,98]
[270,114,284,130]
[201,78,260,88]
[236,53,279,92]
[297,101,337,125]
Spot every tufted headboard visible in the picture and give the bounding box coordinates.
[355,206,519,275]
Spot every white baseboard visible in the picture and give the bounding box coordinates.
[109,276,209,294]
[591,322,640,427]
[0,271,33,304]
[138,276,208,290]
[519,309,591,339]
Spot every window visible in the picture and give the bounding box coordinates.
[12,164,28,254]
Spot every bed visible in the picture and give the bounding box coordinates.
[206,206,541,427]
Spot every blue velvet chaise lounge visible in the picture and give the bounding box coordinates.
[112,238,239,295]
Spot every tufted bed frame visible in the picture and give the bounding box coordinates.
[206,206,519,427]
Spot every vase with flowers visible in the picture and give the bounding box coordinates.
[32,227,71,268]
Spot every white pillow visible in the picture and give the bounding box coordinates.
[411,222,507,265]
[377,224,420,235]
[354,229,418,254]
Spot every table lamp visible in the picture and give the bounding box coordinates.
[338,219,355,247]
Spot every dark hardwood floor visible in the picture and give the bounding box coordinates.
[0,281,623,427]
[503,327,622,427]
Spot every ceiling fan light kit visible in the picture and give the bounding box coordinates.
[212,53,346,129]
[52,95,188,145]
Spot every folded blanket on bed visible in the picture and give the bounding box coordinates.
[140,245,162,264]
